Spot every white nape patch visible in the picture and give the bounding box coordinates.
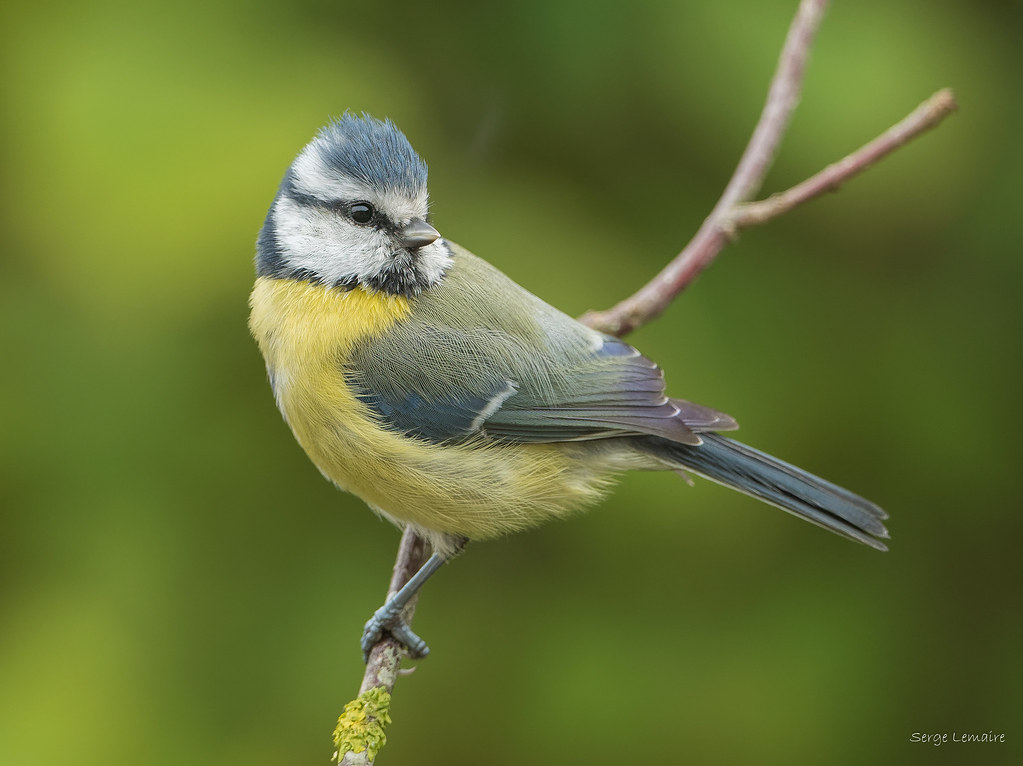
[470,380,519,432]
[290,144,429,224]
[274,195,393,285]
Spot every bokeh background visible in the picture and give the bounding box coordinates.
[2,0,1020,764]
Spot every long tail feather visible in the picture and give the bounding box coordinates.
[645,433,889,551]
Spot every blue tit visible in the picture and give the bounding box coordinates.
[249,113,888,659]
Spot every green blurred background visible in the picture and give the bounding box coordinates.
[2,0,1020,763]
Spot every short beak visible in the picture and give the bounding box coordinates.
[399,219,441,249]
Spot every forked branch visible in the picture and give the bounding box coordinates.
[579,4,956,336]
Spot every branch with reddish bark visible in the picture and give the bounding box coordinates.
[579,86,956,336]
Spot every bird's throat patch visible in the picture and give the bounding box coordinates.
[248,276,411,366]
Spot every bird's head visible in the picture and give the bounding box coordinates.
[257,113,451,297]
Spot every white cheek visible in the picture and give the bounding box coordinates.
[416,239,454,285]
[274,196,390,284]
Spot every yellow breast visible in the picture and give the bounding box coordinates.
[248,275,411,486]
[248,277,616,549]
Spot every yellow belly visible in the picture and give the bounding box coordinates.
[248,277,614,551]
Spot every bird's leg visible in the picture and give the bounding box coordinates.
[361,551,448,661]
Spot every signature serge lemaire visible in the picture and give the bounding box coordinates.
[910,731,1006,746]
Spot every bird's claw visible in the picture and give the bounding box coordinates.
[361,603,430,662]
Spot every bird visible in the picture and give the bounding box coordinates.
[248,113,889,660]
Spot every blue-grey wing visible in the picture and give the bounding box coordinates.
[345,245,737,446]
[348,327,735,446]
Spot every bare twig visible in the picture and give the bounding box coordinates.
[729,88,957,228]
[580,0,830,337]
[580,84,956,338]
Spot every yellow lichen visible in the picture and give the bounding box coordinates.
[331,686,392,763]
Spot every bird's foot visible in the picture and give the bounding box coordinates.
[361,601,430,662]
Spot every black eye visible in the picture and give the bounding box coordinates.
[350,201,375,224]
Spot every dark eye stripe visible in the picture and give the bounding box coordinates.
[282,178,398,232]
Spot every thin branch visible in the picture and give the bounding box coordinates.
[729,88,957,228]
[715,0,827,208]
[358,528,429,695]
[337,528,428,766]
[580,0,830,337]
[580,85,956,338]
